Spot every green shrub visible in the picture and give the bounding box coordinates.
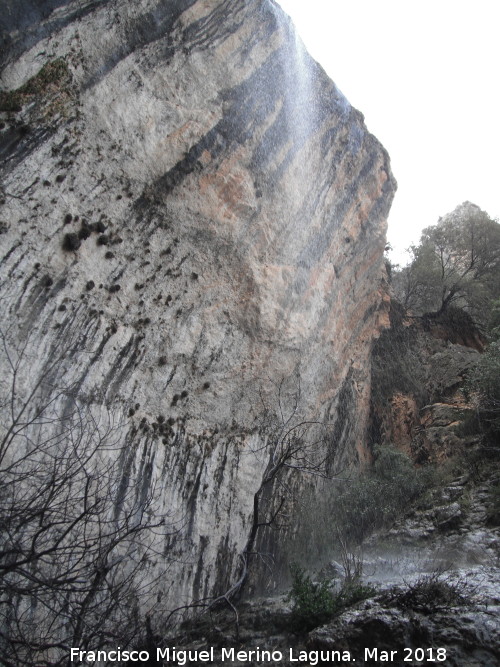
[288,566,338,633]
[287,566,376,633]
[337,580,378,607]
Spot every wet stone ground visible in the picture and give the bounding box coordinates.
[170,470,500,666]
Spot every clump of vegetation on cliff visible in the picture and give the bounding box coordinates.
[0,58,73,120]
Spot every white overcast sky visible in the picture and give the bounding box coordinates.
[275,0,500,264]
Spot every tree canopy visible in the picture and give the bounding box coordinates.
[394,202,500,328]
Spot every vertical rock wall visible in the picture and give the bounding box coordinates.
[0,0,396,606]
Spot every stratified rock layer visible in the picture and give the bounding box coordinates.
[0,0,396,605]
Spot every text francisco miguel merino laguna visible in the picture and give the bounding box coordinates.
[70,646,362,664]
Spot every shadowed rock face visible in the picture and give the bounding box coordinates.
[370,302,483,465]
[0,0,396,605]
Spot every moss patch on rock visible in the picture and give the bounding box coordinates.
[0,59,73,118]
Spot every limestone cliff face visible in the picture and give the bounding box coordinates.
[0,0,395,604]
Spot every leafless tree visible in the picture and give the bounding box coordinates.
[235,376,334,583]
[183,373,339,634]
[0,329,176,666]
